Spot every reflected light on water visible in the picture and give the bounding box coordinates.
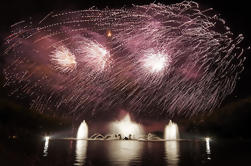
[205,137,211,160]
[108,141,143,166]
[43,136,50,157]
[74,140,88,166]
[165,141,179,166]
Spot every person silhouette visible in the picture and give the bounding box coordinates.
[118,134,122,140]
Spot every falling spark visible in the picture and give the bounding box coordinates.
[2,1,246,117]
[107,30,112,37]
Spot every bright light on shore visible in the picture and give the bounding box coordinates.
[205,137,211,159]
[43,136,50,156]
[44,136,50,141]
[205,137,210,142]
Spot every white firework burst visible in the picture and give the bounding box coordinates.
[50,46,77,72]
[140,50,170,74]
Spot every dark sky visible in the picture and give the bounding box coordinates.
[0,0,250,95]
[0,0,250,105]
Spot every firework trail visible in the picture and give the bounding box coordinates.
[2,1,246,117]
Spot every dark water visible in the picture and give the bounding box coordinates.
[1,139,251,166]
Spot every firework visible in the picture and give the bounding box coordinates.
[75,38,111,72]
[2,1,246,117]
[50,46,77,72]
[140,49,170,74]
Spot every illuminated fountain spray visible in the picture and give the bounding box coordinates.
[164,120,179,140]
[75,120,88,165]
[164,121,180,165]
[109,114,144,139]
[77,120,88,139]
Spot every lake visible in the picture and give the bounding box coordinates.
[1,138,251,166]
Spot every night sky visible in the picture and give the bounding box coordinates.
[0,0,250,95]
[0,0,250,122]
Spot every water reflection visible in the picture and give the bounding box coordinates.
[74,140,88,166]
[108,141,143,166]
[205,138,211,160]
[165,141,179,166]
[43,137,50,157]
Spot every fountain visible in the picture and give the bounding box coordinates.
[77,120,88,139]
[164,120,180,165]
[109,114,144,139]
[89,133,123,140]
[75,119,179,141]
[164,120,179,140]
[75,120,88,165]
[137,133,162,141]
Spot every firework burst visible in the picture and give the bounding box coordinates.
[50,46,77,72]
[2,1,247,117]
[76,38,111,72]
[140,49,170,74]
